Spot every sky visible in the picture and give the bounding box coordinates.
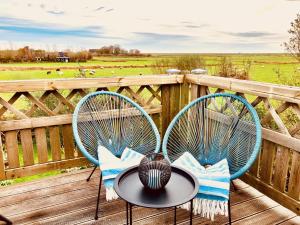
[0,0,299,53]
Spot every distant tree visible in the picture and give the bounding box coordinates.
[113,44,121,55]
[284,14,300,62]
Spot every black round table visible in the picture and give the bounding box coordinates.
[114,166,198,225]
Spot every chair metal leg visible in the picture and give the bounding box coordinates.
[95,173,102,220]
[174,206,176,225]
[228,197,232,225]
[126,202,129,225]
[87,165,97,182]
[129,203,133,225]
[0,214,12,225]
[230,180,237,192]
[190,200,193,225]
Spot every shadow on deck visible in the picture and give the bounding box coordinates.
[0,168,299,225]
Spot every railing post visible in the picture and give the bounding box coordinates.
[180,78,190,109]
[169,83,181,120]
[161,82,182,136]
[161,84,171,137]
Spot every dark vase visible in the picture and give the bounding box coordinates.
[138,153,171,190]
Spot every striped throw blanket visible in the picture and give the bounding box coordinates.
[97,146,144,201]
[172,152,230,221]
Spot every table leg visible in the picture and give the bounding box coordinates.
[129,203,133,225]
[126,202,129,225]
[174,206,176,225]
[190,200,193,225]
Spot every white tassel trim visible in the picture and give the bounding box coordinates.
[106,187,119,201]
[179,199,228,221]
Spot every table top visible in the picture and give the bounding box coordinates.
[114,166,198,208]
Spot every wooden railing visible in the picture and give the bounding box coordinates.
[186,74,300,215]
[0,74,299,215]
[0,75,183,180]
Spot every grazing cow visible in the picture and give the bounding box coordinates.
[90,70,96,75]
[57,71,63,75]
[46,71,51,75]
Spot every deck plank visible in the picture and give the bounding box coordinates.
[279,216,300,225]
[0,168,299,225]
[0,168,97,197]
[233,205,296,225]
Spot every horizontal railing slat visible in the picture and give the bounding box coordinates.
[186,74,300,104]
[0,106,161,131]
[0,75,184,92]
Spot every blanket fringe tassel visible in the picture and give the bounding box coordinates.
[179,199,228,221]
[106,187,119,201]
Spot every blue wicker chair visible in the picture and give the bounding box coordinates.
[162,93,262,223]
[72,91,160,220]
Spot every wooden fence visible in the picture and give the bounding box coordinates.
[0,74,299,215]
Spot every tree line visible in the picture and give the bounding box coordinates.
[0,45,146,63]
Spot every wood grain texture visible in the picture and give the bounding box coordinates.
[161,85,170,136]
[20,129,35,166]
[34,128,48,163]
[5,158,89,179]
[288,151,300,200]
[0,107,162,132]
[169,84,181,120]
[273,145,290,192]
[5,131,19,169]
[0,75,184,92]
[186,74,300,104]
[49,126,61,161]
[62,124,75,159]
[190,84,199,101]
[0,136,5,180]
[180,82,189,109]
[259,140,275,184]
[242,173,300,215]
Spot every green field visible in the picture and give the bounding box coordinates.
[0,54,299,84]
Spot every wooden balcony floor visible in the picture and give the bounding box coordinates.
[0,168,299,225]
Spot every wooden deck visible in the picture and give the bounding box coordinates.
[0,168,299,225]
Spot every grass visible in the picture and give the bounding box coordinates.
[0,67,154,80]
[1,54,299,84]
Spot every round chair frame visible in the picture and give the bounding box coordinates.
[162,93,262,180]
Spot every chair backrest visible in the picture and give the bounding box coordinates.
[73,91,161,166]
[162,93,262,180]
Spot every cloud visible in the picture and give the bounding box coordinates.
[0,16,103,38]
[223,31,275,37]
[134,32,194,41]
[184,25,207,29]
[0,0,298,52]
[0,25,100,38]
[95,6,104,11]
[47,10,65,15]
[181,21,192,24]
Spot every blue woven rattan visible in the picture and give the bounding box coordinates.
[162,93,262,180]
[73,91,161,166]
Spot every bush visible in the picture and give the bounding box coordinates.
[152,55,206,74]
[216,57,251,80]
